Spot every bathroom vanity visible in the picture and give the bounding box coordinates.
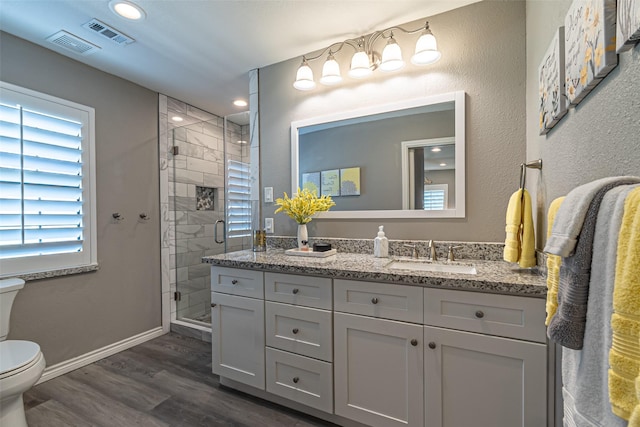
[203,248,550,427]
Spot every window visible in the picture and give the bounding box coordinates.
[423,184,448,210]
[0,82,96,276]
[226,159,252,239]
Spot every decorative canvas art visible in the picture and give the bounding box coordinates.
[340,167,361,196]
[564,0,617,105]
[301,172,320,196]
[617,0,640,52]
[321,169,340,197]
[539,27,568,135]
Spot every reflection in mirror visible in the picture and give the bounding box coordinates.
[291,91,465,218]
[402,137,455,210]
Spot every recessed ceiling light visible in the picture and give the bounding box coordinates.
[237,140,248,145]
[439,162,447,167]
[109,0,146,21]
[431,147,441,152]
[171,116,184,122]
[233,99,248,107]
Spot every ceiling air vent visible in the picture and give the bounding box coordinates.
[46,31,101,56]
[82,19,135,45]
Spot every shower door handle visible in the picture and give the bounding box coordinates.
[214,219,225,244]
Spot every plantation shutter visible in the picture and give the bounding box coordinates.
[0,103,84,259]
[226,159,252,238]
[423,184,447,211]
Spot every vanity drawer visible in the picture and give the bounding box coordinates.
[265,301,332,362]
[334,279,423,323]
[424,288,546,343]
[211,266,264,299]
[265,273,332,309]
[266,347,333,414]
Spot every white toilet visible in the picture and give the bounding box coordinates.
[0,278,46,427]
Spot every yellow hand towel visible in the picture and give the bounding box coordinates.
[609,186,640,421]
[503,188,536,268]
[545,197,565,326]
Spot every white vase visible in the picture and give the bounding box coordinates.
[297,223,309,250]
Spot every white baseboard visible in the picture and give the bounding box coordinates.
[37,327,165,384]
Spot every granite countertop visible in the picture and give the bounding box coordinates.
[202,249,547,298]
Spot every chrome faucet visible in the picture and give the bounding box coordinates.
[404,244,419,259]
[428,240,437,261]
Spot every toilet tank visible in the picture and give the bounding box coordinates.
[0,278,25,341]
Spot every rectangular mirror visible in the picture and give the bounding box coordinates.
[291,91,465,218]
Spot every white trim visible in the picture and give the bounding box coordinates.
[36,327,165,384]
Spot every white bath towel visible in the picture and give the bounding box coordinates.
[561,184,638,427]
[544,176,640,257]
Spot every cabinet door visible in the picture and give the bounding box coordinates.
[424,326,546,427]
[211,292,265,390]
[334,312,424,427]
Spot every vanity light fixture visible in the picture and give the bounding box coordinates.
[293,21,441,90]
[109,0,146,21]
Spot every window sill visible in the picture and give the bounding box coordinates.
[3,264,100,282]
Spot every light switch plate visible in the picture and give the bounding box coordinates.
[264,187,274,203]
[265,218,274,234]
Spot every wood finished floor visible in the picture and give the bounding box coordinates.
[24,332,338,427]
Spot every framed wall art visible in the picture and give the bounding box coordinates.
[321,169,340,197]
[564,0,617,105]
[340,167,361,196]
[617,0,640,52]
[301,172,320,196]
[539,27,567,135]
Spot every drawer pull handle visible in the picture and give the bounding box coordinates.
[411,339,418,346]
[292,288,299,294]
[428,342,437,349]
[475,310,485,319]
[371,297,379,304]
[293,377,299,384]
[292,328,299,334]
[231,279,238,285]
[211,303,217,308]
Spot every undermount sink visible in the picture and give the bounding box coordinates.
[386,259,477,275]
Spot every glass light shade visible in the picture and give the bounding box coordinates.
[320,55,342,85]
[348,51,372,78]
[379,38,404,72]
[411,32,442,65]
[293,62,316,91]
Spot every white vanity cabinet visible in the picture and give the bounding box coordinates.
[264,272,334,413]
[210,267,265,390]
[423,288,548,427]
[333,279,425,427]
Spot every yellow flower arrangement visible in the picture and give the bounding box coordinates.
[275,188,335,224]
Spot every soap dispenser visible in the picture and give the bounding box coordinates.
[374,225,389,258]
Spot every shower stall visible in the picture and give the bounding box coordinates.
[169,110,256,325]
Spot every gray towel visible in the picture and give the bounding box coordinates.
[544,176,640,257]
[547,180,636,349]
[561,185,636,427]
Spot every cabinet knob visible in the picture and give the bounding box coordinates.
[411,339,418,346]
[475,310,485,319]
[231,279,238,285]
[211,303,217,308]
[371,297,379,304]
[428,342,437,349]
[292,328,299,334]
[293,377,299,384]
[292,288,299,294]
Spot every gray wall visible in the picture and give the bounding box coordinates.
[259,1,526,242]
[1,33,161,365]
[525,2,640,249]
[299,110,454,211]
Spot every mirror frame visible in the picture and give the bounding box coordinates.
[291,91,466,219]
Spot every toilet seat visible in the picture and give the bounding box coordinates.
[0,340,42,379]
